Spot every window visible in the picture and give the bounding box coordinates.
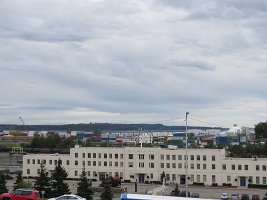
[139,162,144,168]
[88,161,91,166]
[54,160,57,165]
[172,155,176,160]
[245,165,248,170]
[232,165,235,170]
[87,171,91,177]
[212,175,216,183]
[75,160,78,166]
[27,169,30,174]
[115,154,118,159]
[128,162,133,167]
[191,163,194,169]
[75,171,78,176]
[42,160,46,164]
[238,165,242,170]
[88,153,91,158]
[191,155,194,160]
[115,161,118,167]
[75,153,78,158]
[203,164,206,170]
[93,161,96,166]
[109,161,112,166]
[82,161,85,166]
[149,163,154,168]
[172,163,176,168]
[149,154,154,160]
[139,154,145,160]
[160,155,164,160]
[49,160,52,165]
[256,165,259,171]
[222,164,226,170]
[178,155,182,160]
[151,173,154,179]
[178,163,182,169]
[212,155,215,161]
[120,162,123,167]
[104,153,107,158]
[27,159,30,164]
[212,164,216,170]
[172,174,176,182]
[93,153,96,158]
[227,176,231,182]
[104,161,107,166]
[161,163,164,168]
[263,165,266,171]
[37,159,40,164]
[197,175,200,182]
[166,163,170,168]
[109,153,112,159]
[166,174,170,181]
[197,155,200,161]
[129,154,133,159]
[82,153,85,158]
[32,159,35,164]
[191,175,195,182]
[263,177,266,185]
[203,175,206,182]
[256,176,260,184]
[203,155,206,161]
[98,161,101,166]
[120,154,123,159]
[166,155,170,160]
[98,153,101,158]
[249,176,253,184]
[197,164,200,169]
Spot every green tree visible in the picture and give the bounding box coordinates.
[0,171,8,194]
[17,181,32,188]
[77,167,93,200]
[14,171,23,190]
[50,159,69,197]
[255,121,267,139]
[34,160,50,197]
[45,135,62,152]
[100,176,113,200]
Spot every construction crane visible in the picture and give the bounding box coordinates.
[18,116,27,133]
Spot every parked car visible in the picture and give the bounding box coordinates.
[252,195,260,200]
[191,193,200,198]
[0,188,40,200]
[180,191,190,197]
[241,194,250,200]
[221,193,229,200]
[48,194,86,200]
[231,193,239,200]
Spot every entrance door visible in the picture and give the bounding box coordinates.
[180,175,186,184]
[240,177,246,187]
[139,174,145,183]
[99,173,106,181]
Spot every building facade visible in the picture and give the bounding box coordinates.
[23,145,267,187]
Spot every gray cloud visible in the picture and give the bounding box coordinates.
[0,0,267,127]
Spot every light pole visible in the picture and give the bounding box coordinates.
[185,111,189,197]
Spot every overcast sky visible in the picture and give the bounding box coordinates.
[1,0,267,128]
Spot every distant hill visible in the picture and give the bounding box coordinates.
[0,123,228,132]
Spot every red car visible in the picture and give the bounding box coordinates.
[0,188,40,200]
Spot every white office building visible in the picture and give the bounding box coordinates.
[23,145,267,187]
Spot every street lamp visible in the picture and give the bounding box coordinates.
[185,112,189,197]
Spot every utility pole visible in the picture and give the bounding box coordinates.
[185,112,189,197]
